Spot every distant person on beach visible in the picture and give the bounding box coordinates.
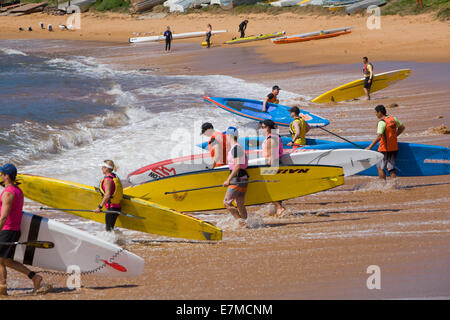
[417,0,423,6]
[164,26,172,52]
[95,160,123,232]
[223,126,249,227]
[261,120,286,217]
[238,20,248,38]
[365,105,405,180]
[0,164,51,295]
[201,122,227,168]
[262,85,281,112]
[205,24,212,48]
[287,106,310,149]
[363,57,374,100]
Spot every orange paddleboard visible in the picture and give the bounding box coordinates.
[273,30,351,44]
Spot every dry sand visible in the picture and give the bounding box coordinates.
[1,11,449,299]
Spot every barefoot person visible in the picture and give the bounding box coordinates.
[205,24,212,48]
[0,164,51,295]
[95,160,123,232]
[363,57,374,100]
[201,122,228,168]
[262,85,281,112]
[223,127,249,227]
[366,105,405,180]
[238,19,248,38]
[287,106,310,149]
[261,120,286,217]
[164,26,172,52]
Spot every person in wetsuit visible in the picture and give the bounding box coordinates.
[238,20,248,38]
[164,26,173,52]
[205,24,212,48]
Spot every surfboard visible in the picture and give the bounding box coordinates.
[203,96,330,127]
[196,136,333,151]
[126,148,381,185]
[13,212,144,276]
[225,31,285,45]
[16,174,222,241]
[124,165,344,212]
[301,142,449,176]
[311,69,411,103]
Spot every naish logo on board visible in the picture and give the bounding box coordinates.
[261,168,310,175]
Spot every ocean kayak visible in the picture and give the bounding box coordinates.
[129,30,227,43]
[225,31,286,45]
[272,30,351,44]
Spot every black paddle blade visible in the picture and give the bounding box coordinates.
[28,240,55,249]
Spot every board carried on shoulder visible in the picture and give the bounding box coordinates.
[13,212,144,276]
[301,141,449,176]
[16,174,222,241]
[124,165,344,212]
[203,96,330,127]
[311,69,411,103]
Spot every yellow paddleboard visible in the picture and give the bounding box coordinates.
[16,174,222,241]
[311,69,411,103]
[124,165,344,212]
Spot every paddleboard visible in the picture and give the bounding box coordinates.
[225,31,285,45]
[302,141,449,176]
[196,136,332,151]
[129,30,227,43]
[12,212,144,276]
[203,96,330,127]
[127,148,381,185]
[16,174,222,241]
[311,69,411,103]
[272,30,351,44]
[124,165,344,212]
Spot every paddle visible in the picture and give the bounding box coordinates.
[0,240,54,249]
[39,207,145,220]
[316,126,364,149]
[165,180,279,195]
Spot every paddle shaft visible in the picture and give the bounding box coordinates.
[316,126,364,149]
[0,240,54,249]
[39,207,145,220]
[165,180,278,194]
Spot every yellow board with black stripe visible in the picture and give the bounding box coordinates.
[124,165,344,212]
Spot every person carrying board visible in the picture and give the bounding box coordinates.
[95,160,124,232]
[0,164,51,295]
[363,57,374,100]
[262,85,281,113]
[365,105,405,180]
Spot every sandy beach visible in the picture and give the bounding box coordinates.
[0,10,449,300]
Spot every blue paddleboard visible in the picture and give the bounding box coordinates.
[302,141,449,177]
[203,96,330,127]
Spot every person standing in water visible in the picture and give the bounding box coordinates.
[366,105,405,180]
[363,57,374,100]
[262,85,281,112]
[95,160,123,232]
[287,106,310,149]
[261,120,286,217]
[164,26,173,52]
[205,24,212,48]
[238,20,248,38]
[0,164,51,295]
[201,122,228,169]
[223,127,249,227]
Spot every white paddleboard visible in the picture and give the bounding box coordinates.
[249,149,383,177]
[13,212,144,277]
[127,148,382,185]
[129,30,227,43]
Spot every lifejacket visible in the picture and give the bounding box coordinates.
[227,144,248,171]
[99,173,123,208]
[208,131,227,166]
[289,117,307,146]
[363,63,373,78]
[267,93,279,104]
[378,116,399,152]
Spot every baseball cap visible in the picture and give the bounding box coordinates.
[272,85,281,91]
[226,126,239,137]
[0,163,18,180]
[201,122,214,135]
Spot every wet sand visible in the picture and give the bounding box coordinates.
[1,12,450,300]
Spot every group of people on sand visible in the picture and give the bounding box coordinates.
[163,19,249,51]
[0,57,405,295]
